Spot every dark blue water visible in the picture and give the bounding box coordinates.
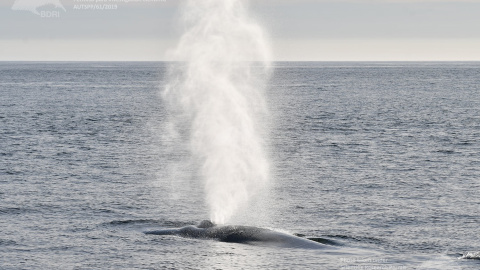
[1,62,479,269]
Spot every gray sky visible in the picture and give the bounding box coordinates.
[1,0,480,61]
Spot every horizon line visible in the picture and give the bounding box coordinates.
[2,60,480,62]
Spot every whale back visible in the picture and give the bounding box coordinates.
[145,222,331,249]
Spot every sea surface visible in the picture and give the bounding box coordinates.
[1,62,479,269]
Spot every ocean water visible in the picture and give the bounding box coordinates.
[1,62,479,269]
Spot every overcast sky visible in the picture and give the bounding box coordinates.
[1,0,480,61]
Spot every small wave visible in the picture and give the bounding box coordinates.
[292,233,341,246]
[0,207,34,215]
[105,219,161,226]
[436,149,457,154]
[4,170,23,175]
[307,237,341,246]
[325,234,387,246]
[103,219,193,228]
[0,239,17,246]
[460,251,480,260]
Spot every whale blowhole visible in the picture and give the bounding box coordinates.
[198,220,216,228]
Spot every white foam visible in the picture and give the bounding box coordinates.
[460,251,480,260]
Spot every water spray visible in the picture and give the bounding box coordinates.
[163,0,272,224]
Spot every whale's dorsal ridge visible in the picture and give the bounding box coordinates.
[197,220,215,228]
[145,221,330,249]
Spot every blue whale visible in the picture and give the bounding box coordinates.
[144,220,333,249]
